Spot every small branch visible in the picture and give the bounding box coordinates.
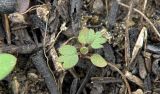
[107,62,131,94]
[1,44,42,54]
[140,0,147,23]
[31,50,59,94]
[63,37,76,45]
[118,1,160,38]
[4,14,11,44]
[124,0,134,66]
[140,0,148,60]
[76,65,94,94]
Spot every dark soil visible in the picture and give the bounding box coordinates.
[0,0,160,94]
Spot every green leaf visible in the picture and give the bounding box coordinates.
[78,28,107,49]
[95,32,102,38]
[80,47,89,55]
[78,28,89,44]
[0,53,17,80]
[59,45,77,55]
[59,55,78,69]
[91,37,107,49]
[90,54,107,67]
[58,45,79,69]
[86,29,95,43]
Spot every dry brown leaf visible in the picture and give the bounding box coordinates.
[130,27,147,63]
[125,71,144,87]
[8,12,26,23]
[36,5,50,22]
[11,77,20,94]
[132,89,143,94]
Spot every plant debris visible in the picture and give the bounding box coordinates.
[0,0,160,94]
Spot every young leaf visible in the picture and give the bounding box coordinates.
[95,32,102,38]
[86,29,95,43]
[78,28,107,49]
[91,37,107,49]
[78,28,96,44]
[0,53,17,80]
[90,32,107,49]
[80,47,89,55]
[58,55,78,69]
[90,54,107,67]
[78,28,89,44]
[59,45,77,55]
[58,45,79,69]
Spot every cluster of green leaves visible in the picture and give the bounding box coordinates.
[78,28,107,49]
[0,53,17,80]
[58,28,108,69]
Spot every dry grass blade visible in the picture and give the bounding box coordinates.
[130,27,147,63]
[124,0,134,66]
[125,71,144,88]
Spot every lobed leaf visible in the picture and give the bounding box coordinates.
[78,28,107,49]
[91,37,107,49]
[86,29,95,43]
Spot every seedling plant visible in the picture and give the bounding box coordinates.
[58,27,108,69]
[57,27,131,93]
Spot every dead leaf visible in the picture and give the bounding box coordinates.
[125,71,144,87]
[132,89,143,94]
[11,77,20,94]
[8,12,26,23]
[36,5,50,22]
[130,27,147,63]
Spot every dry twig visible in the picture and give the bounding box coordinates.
[107,62,131,94]
[124,0,134,66]
[4,14,11,44]
[118,1,160,38]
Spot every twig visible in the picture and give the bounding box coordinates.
[31,50,59,94]
[140,0,147,23]
[54,22,67,42]
[1,44,42,54]
[63,37,76,45]
[124,0,134,66]
[49,33,65,94]
[4,14,11,44]
[43,13,64,93]
[107,62,131,94]
[49,33,64,72]
[118,1,160,38]
[69,69,79,79]
[140,0,148,64]
[76,66,94,94]
[21,4,47,14]
[47,22,67,52]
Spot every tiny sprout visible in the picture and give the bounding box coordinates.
[80,47,89,55]
[58,27,108,70]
